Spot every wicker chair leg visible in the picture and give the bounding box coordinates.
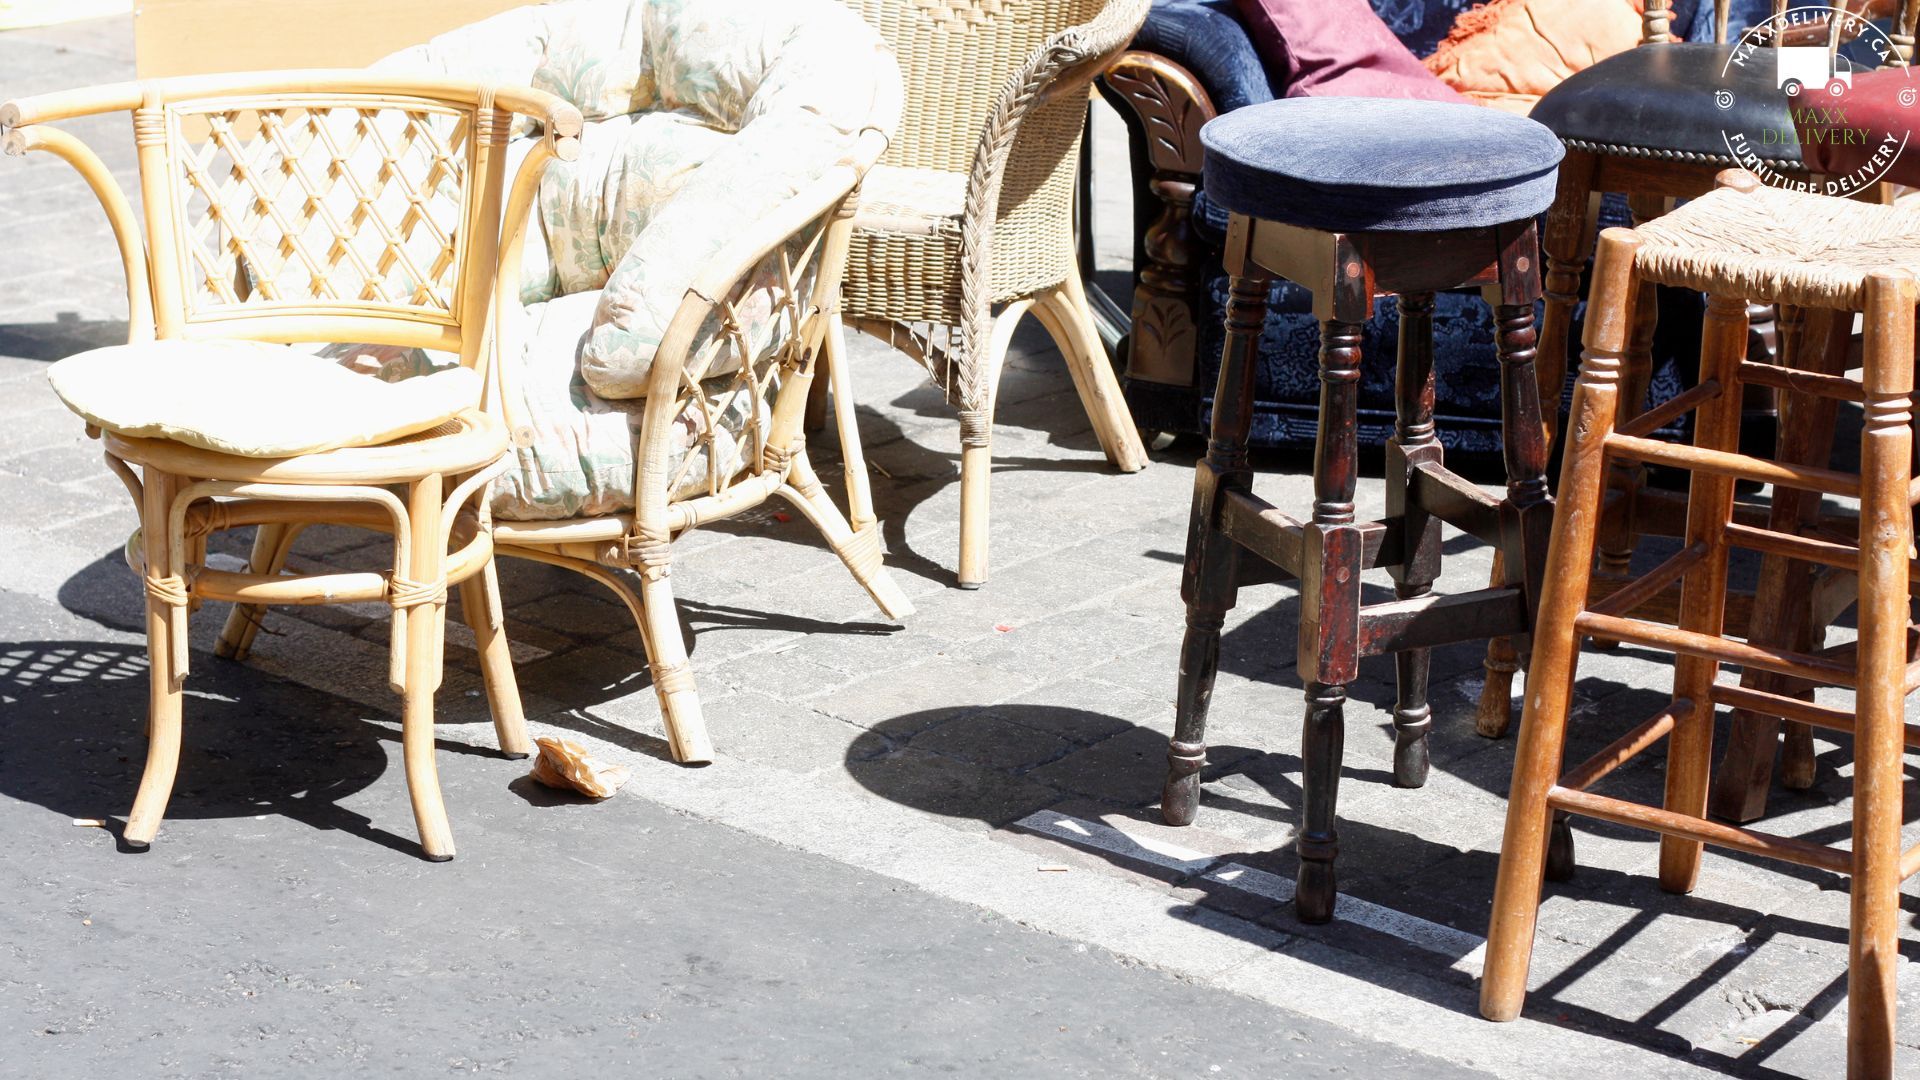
[400,473,455,862]
[956,302,1031,589]
[778,452,914,621]
[627,559,712,765]
[214,521,303,661]
[125,468,186,849]
[459,561,531,759]
[1038,271,1148,473]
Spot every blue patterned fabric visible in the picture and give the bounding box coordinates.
[1119,0,1710,456]
[1199,97,1561,232]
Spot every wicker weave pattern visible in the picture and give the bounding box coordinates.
[1633,181,1920,309]
[840,0,1149,412]
[171,101,473,320]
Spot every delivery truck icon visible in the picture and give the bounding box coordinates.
[1776,45,1854,97]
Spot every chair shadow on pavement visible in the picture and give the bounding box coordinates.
[842,696,1914,1079]
[0,638,505,858]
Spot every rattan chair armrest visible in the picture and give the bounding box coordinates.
[1,123,154,343]
[629,159,869,527]
[951,0,1148,365]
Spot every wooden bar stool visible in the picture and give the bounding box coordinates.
[1162,97,1563,921]
[1481,172,1916,1079]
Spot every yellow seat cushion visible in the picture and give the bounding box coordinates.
[47,339,482,458]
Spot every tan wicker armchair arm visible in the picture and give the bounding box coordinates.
[632,143,879,534]
[488,98,584,442]
[0,122,153,343]
[952,0,1149,390]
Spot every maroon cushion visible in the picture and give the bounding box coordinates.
[1792,68,1920,187]
[1231,0,1469,102]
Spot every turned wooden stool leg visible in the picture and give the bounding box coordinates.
[1386,291,1439,789]
[1845,270,1913,1080]
[1596,195,1667,582]
[126,468,187,849]
[1162,248,1269,826]
[1477,153,1595,739]
[1657,293,1746,894]
[1295,298,1366,924]
[1482,229,1643,1022]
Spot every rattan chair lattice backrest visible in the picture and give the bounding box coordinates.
[1,74,580,372]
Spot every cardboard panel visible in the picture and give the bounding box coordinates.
[134,0,535,79]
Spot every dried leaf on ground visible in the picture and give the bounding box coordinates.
[529,737,631,800]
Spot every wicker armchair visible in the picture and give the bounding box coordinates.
[837,0,1152,588]
[0,74,583,860]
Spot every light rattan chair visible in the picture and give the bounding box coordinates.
[0,73,583,861]
[835,0,1152,588]
[486,123,914,766]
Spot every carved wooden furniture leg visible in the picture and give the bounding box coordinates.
[1386,292,1440,788]
[1476,150,1596,739]
[1161,240,1268,826]
[1295,299,1367,923]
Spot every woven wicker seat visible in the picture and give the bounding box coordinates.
[835,0,1152,588]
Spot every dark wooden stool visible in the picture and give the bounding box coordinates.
[1162,97,1564,921]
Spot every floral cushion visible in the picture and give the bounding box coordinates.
[367,0,900,518]
[373,0,654,136]
[576,0,896,398]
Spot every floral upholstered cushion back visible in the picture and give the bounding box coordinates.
[368,0,900,520]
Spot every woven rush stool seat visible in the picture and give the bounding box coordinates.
[1479,172,1919,1079]
[1161,96,1562,922]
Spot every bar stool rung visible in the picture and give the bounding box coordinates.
[1575,610,1857,687]
[1735,360,1864,403]
[1605,433,1862,498]
[1901,845,1920,882]
[1723,522,1857,571]
[1587,542,1706,618]
[1545,786,1853,875]
[1615,379,1721,440]
[1559,699,1690,791]
[1711,680,1920,748]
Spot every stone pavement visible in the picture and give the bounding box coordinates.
[3,15,1918,1080]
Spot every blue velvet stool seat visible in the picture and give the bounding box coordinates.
[1199,97,1564,233]
[1164,95,1562,925]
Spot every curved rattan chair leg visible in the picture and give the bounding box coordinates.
[637,569,713,765]
[214,521,304,661]
[460,560,530,759]
[125,469,185,849]
[400,474,455,862]
[824,317,879,535]
[777,452,914,621]
[1038,272,1148,473]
